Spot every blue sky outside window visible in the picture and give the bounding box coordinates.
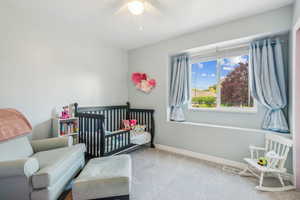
[191,60,217,90]
[191,54,253,109]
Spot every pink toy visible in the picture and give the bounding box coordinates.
[130,119,137,127]
[123,120,130,130]
[131,72,156,93]
[122,119,138,130]
[61,106,70,119]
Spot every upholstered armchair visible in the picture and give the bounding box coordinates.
[0,136,86,200]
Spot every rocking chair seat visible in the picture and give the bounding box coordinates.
[244,158,286,173]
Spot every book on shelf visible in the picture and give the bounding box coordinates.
[59,119,79,136]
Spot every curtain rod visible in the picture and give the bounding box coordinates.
[189,43,249,58]
[250,39,286,48]
[190,39,286,57]
[251,35,287,43]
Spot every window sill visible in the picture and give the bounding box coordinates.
[188,106,257,114]
[167,120,291,137]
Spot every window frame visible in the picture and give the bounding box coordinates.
[188,49,257,113]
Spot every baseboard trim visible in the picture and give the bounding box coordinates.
[155,144,247,169]
[155,144,294,184]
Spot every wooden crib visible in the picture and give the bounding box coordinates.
[74,102,155,158]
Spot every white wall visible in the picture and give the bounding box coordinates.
[128,6,293,168]
[0,15,128,139]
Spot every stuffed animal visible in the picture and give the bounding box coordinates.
[257,157,268,166]
[129,119,137,127]
[123,120,131,130]
[123,119,138,130]
[61,106,70,119]
[257,151,280,167]
[132,125,146,134]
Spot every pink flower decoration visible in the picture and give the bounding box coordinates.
[131,72,156,93]
[148,79,156,87]
[131,73,142,84]
[140,73,147,80]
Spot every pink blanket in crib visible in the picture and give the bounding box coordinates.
[0,109,32,142]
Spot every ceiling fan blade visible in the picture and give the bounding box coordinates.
[147,0,165,11]
[144,1,163,16]
[114,3,129,15]
[100,0,128,13]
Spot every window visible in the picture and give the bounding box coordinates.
[190,50,255,112]
[191,60,218,108]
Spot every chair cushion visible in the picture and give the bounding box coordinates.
[0,136,33,161]
[72,155,131,200]
[244,158,286,173]
[32,144,85,189]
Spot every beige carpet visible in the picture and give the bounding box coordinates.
[130,148,300,200]
[64,148,300,200]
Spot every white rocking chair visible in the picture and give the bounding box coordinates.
[239,133,295,192]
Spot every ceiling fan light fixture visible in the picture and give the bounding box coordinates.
[128,0,145,15]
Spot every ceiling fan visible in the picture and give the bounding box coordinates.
[103,0,164,16]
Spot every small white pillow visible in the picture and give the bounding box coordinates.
[266,150,278,158]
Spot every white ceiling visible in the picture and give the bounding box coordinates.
[1,0,294,50]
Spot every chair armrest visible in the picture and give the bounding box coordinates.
[0,157,39,178]
[249,145,266,151]
[31,137,72,153]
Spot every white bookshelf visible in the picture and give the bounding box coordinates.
[52,117,79,144]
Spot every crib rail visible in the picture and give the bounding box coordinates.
[76,105,128,132]
[104,130,132,156]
